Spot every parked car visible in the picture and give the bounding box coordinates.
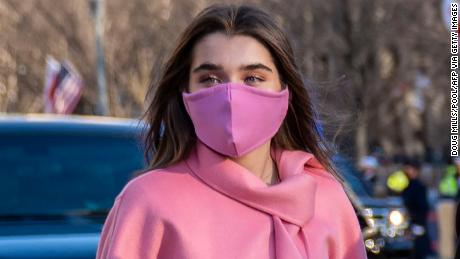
[333,155,415,258]
[0,114,146,258]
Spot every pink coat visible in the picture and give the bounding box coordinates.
[96,140,367,259]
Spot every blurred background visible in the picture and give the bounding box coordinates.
[0,0,457,258]
[0,0,451,159]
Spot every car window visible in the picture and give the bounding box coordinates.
[0,134,146,216]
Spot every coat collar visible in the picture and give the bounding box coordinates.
[184,139,324,227]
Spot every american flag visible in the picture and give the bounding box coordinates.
[44,56,84,114]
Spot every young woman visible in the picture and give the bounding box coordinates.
[96,4,367,259]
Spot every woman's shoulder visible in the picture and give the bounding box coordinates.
[310,171,349,207]
[300,154,351,209]
[115,161,196,206]
[97,162,196,259]
[301,152,342,186]
[307,172,358,230]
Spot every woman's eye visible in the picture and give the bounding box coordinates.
[200,76,221,84]
[245,76,263,84]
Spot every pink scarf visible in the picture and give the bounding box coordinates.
[185,140,334,258]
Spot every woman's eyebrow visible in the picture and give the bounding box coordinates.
[239,63,273,73]
[192,62,273,73]
[192,63,223,73]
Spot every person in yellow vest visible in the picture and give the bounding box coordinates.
[440,157,460,199]
[387,169,410,194]
[439,156,460,259]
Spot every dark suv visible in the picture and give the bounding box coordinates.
[0,114,146,258]
[333,155,415,258]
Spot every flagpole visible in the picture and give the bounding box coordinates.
[90,0,109,116]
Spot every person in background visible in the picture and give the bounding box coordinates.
[439,156,459,199]
[438,155,460,259]
[386,169,409,196]
[358,155,379,195]
[401,158,431,259]
[451,156,460,259]
[453,157,460,234]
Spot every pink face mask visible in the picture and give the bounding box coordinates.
[182,82,289,158]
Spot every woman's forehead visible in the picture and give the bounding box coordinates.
[191,33,276,70]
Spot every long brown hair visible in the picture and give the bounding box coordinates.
[141,3,342,181]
